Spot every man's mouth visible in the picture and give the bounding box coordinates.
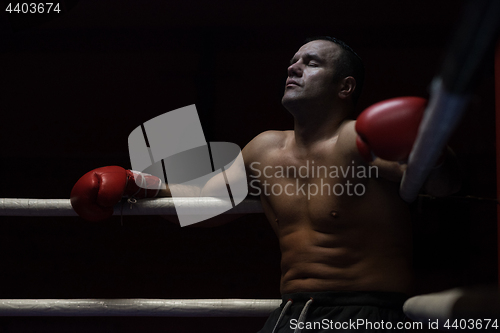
[286,80,300,87]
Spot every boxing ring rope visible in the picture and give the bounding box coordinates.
[0,197,280,317]
[399,79,469,202]
[399,0,500,202]
[404,287,500,327]
[0,299,281,317]
[0,197,263,217]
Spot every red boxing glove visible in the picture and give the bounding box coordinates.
[70,166,162,221]
[355,97,427,162]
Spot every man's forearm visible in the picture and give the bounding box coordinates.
[157,183,202,197]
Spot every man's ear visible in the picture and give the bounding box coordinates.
[338,76,356,100]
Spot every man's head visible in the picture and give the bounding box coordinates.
[282,36,364,113]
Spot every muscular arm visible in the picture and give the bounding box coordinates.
[158,184,200,197]
[160,131,278,227]
[157,149,249,199]
[338,120,461,196]
[336,120,405,182]
[201,130,283,196]
[158,153,246,227]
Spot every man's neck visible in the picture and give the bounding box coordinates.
[291,103,351,149]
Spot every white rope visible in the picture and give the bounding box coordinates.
[404,287,500,325]
[0,198,263,217]
[0,298,281,317]
[403,289,464,328]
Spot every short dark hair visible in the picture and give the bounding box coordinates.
[304,36,365,105]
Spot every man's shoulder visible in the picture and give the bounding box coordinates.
[337,119,356,137]
[242,130,291,164]
[335,120,358,151]
[248,130,291,150]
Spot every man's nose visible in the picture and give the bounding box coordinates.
[287,62,302,77]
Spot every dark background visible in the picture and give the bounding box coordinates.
[0,0,497,332]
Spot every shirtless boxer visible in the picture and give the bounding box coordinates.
[71,37,460,332]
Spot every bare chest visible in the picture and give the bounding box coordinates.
[249,149,377,232]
